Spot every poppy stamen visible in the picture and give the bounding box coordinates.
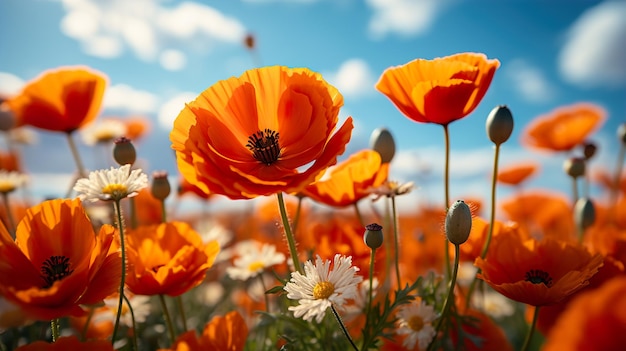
[246,129,281,165]
[525,269,553,287]
[40,256,74,288]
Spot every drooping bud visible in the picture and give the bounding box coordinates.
[364,223,383,250]
[618,123,626,144]
[582,141,597,160]
[563,157,586,178]
[486,105,514,146]
[151,171,171,201]
[445,200,472,245]
[574,197,595,232]
[113,137,136,166]
[369,127,395,163]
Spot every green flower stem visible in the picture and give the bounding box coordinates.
[66,132,87,179]
[353,202,364,227]
[159,294,177,345]
[81,307,95,341]
[366,247,376,327]
[331,305,359,351]
[442,124,452,280]
[572,176,579,204]
[111,199,127,345]
[259,273,271,313]
[174,296,188,333]
[122,294,139,351]
[277,192,302,273]
[430,244,460,350]
[1,192,16,239]
[390,196,401,288]
[521,306,540,351]
[51,318,60,342]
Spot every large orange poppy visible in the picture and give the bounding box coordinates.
[124,221,220,296]
[521,103,605,152]
[158,311,248,351]
[475,234,604,306]
[5,67,107,133]
[496,162,539,186]
[376,53,500,125]
[301,149,389,207]
[170,66,353,199]
[0,198,121,320]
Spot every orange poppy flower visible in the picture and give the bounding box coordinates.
[0,150,21,172]
[15,335,114,351]
[521,103,606,152]
[5,67,107,133]
[170,65,353,200]
[0,198,121,320]
[449,308,514,351]
[592,168,626,195]
[475,234,604,306]
[120,116,151,140]
[543,276,626,351]
[301,149,389,207]
[159,311,248,351]
[124,221,220,296]
[496,162,539,186]
[376,52,500,125]
[459,217,529,262]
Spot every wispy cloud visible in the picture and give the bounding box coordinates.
[0,72,25,96]
[103,84,159,114]
[158,92,198,131]
[558,0,626,88]
[326,59,376,99]
[59,0,247,71]
[505,59,556,103]
[365,0,451,39]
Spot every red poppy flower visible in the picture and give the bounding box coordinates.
[5,67,107,133]
[0,198,121,320]
[522,103,606,152]
[170,66,353,199]
[376,53,500,125]
[475,234,604,306]
[301,149,389,207]
[124,221,220,296]
[496,162,539,186]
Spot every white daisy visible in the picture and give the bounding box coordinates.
[0,171,28,194]
[80,119,127,146]
[471,290,515,318]
[284,254,363,323]
[226,241,286,281]
[98,294,152,326]
[396,299,437,350]
[73,164,148,202]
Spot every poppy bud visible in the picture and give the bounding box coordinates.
[574,197,595,231]
[113,137,136,166]
[244,33,255,50]
[370,127,395,163]
[486,105,514,146]
[445,200,472,245]
[151,171,171,201]
[582,141,597,160]
[0,104,16,131]
[618,123,626,144]
[563,157,585,178]
[364,223,383,250]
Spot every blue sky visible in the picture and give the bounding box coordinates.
[1,0,625,211]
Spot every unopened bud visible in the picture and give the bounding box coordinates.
[113,137,136,166]
[370,127,395,163]
[0,104,16,131]
[486,105,514,145]
[618,123,626,144]
[445,200,472,245]
[151,171,171,201]
[574,197,595,231]
[563,157,585,178]
[244,33,255,50]
[582,141,597,160]
[364,223,383,250]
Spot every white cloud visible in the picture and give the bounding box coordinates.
[103,84,159,114]
[60,0,247,70]
[160,50,187,71]
[558,1,626,88]
[327,59,376,98]
[505,59,556,103]
[365,0,450,39]
[158,92,198,131]
[0,72,25,96]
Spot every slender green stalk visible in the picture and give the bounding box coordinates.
[276,192,302,273]
[259,273,271,313]
[390,196,401,288]
[111,199,127,345]
[81,307,95,341]
[353,202,364,227]
[442,124,452,280]
[366,247,376,326]
[572,177,579,204]
[331,305,359,351]
[174,296,188,333]
[66,132,87,179]
[1,192,16,239]
[159,294,177,345]
[51,318,60,342]
[122,294,139,351]
[521,306,540,351]
[430,244,460,350]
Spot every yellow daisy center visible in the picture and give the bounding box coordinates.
[102,183,128,197]
[313,281,335,300]
[408,315,425,331]
[248,261,265,272]
[0,181,16,193]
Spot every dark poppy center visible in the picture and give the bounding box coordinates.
[524,269,553,287]
[41,256,74,288]
[246,129,281,165]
